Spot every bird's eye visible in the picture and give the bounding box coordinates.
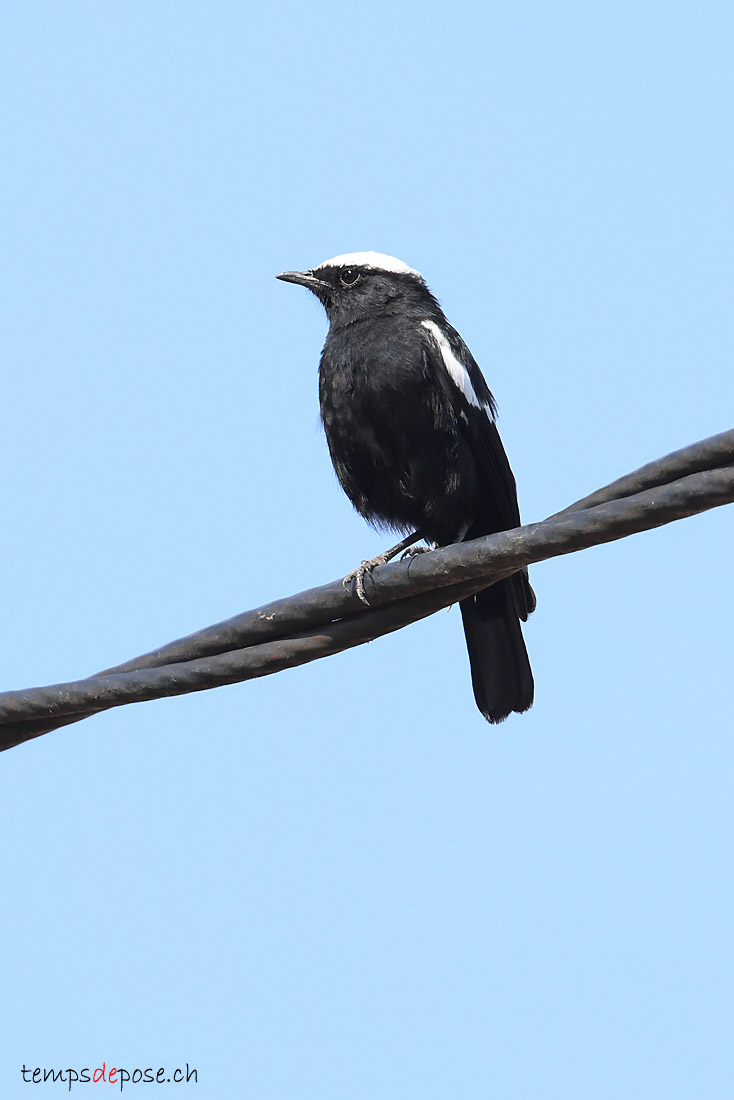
[340,268,361,287]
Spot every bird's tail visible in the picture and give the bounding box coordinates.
[459,575,535,723]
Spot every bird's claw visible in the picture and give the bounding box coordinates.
[344,542,433,605]
[343,556,389,606]
[400,544,432,561]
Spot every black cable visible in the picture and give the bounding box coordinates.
[553,427,734,516]
[1,448,732,752]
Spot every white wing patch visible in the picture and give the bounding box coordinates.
[316,251,421,277]
[421,320,494,419]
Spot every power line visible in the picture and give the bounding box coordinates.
[1,429,732,753]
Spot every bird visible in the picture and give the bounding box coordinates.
[277,251,535,723]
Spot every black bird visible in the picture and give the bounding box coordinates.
[278,251,535,723]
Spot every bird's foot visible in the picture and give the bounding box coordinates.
[343,551,397,606]
[343,532,429,605]
[400,544,433,561]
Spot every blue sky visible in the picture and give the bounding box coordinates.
[1,2,733,1097]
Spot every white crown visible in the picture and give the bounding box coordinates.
[315,251,421,277]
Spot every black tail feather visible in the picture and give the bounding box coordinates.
[459,578,534,723]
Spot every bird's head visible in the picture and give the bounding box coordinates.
[277,251,435,325]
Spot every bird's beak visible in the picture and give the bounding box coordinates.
[276,269,329,292]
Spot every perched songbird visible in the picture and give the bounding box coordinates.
[277,252,535,723]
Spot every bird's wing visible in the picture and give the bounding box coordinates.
[421,320,536,621]
[421,319,521,532]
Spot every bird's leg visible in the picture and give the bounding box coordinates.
[344,530,428,605]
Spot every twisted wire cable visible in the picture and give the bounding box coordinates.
[1,430,732,752]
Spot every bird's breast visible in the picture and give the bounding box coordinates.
[318,329,475,536]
